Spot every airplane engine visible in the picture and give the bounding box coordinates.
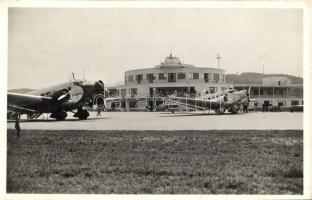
[93,94,105,110]
[94,80,105,94]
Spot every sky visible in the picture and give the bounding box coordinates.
[8,7,303,89]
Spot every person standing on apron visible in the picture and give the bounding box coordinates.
[15,112,21,140]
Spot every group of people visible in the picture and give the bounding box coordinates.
[262,103,281,112]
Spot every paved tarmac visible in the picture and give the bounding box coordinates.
[7,111,303,130]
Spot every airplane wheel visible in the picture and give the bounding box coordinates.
[78,110,89,120]
[230,105,238,114]
[56,116,66,121]
[54,111,67,121]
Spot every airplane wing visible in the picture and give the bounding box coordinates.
[8,92,52,106]
[168,96,222,110]
[7,92,53,114]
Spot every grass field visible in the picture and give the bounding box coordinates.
[7,129,303,194]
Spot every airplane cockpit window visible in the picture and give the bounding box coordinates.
[40,93,44,96]
[72,79,89,86]
[73,81,80,86]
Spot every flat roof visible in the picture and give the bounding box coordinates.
[125,66,226,73]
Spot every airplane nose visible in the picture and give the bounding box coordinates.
[94,80,104,94]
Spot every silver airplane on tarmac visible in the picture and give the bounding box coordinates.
[7,79,105,120]
[167,88,251,114]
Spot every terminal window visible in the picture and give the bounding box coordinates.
[178,73,186,79]
[209,87,216,93]
[136,74,143,84]
[213,74,219,83]
[192,73,199,79]
[129,88,137,96]
[128,75,133,82]
[253,88,259,95]
[159,73,167,80]
[260,88,264,95]
[146,74,155,83]
[168,73,176,82]
[121,89,127,97]
[204,73,210,82]
[275,88,284,96]
[220,74,224,81]
[278,100,286,106]
[267,88,273,95]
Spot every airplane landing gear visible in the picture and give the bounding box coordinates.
[215,109,225,114]
[74,107,89,120]
[51,111,67,121]
[229,105,238,114]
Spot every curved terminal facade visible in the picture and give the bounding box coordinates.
[108,54,228,98]
[105,54,303,111]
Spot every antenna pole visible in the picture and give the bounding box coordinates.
[217,54,221,69]
[72,72,75,80]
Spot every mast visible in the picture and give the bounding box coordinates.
[217,53,221,69]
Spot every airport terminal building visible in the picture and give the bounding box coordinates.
[106,54,303,111]
[235,76,303,109]
[107,54,227,99]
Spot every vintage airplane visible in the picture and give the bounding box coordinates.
[166,88,251,114]
[7,79,105,120]
[200,87,236,100]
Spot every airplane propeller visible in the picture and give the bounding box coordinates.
[246,87,251,102]
[57,89,71,102]
[95,80,105,94]
[94,80,105,115]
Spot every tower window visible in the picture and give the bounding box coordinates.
[159,73,167,80]
[168,73,176,82]
[213,74,220,82]
[177,73,186,79]
[192,73,199,79]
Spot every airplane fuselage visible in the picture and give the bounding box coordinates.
[7,79,104,120]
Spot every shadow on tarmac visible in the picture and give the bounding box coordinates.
[159,112,247,117]
[7,117,110,123]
